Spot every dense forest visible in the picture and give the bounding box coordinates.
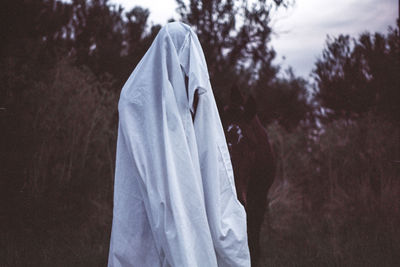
[1,0,399,266]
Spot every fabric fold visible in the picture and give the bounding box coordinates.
[108,21,250,267]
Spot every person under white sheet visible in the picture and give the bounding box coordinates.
[107,21,250,267]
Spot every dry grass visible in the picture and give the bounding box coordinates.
[258,118,400,266]
[2,59,399,266]
[2,59,118,266]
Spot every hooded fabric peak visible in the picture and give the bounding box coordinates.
[165,22,189,54]
[108,22,250,267]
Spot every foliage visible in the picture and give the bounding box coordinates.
[313,21,400,122]
[255,67,313,131]
[260,116,400,266]
[0,0,73,52]
[2,58,118,266]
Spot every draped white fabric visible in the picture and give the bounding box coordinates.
[108,22,250,267]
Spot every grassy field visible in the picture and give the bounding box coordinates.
[2,60,399,266]
[258,119,400,267]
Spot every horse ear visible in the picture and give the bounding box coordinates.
[230,85,244,106]
[244,94,257,121]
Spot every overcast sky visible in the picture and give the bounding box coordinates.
[110,0,398,78]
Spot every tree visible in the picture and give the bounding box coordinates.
[313,21,400,122]
[176,0,292,102]
[255,68,313,131]
[70,0,125,77]
[0,0,73,55]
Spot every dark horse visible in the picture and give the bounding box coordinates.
[219,87,276,266]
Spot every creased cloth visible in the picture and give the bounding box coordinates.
[108,22,250,267]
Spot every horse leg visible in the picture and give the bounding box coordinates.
[246,174,269,266]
